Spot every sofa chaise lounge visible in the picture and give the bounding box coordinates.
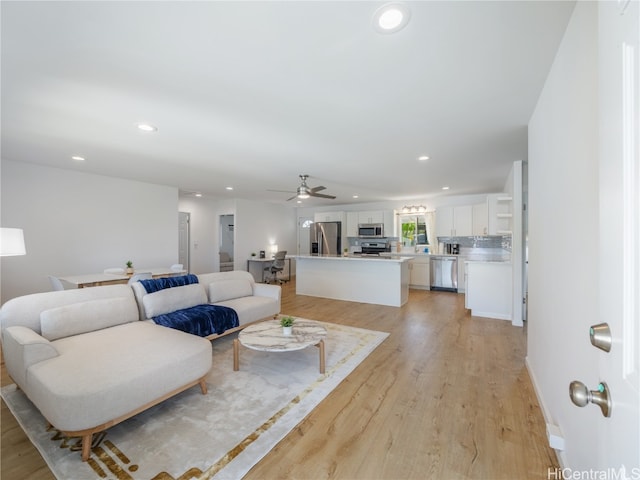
[0,271,282,461]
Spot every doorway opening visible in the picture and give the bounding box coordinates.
[219,214,234,272]
[178,212,190,273]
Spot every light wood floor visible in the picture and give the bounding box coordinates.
[1,280,558,479]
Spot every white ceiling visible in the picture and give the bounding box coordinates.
[1,1,575,207]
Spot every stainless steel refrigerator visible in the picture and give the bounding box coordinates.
[310,221,341,256]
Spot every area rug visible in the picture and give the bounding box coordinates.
[1,320,388,480]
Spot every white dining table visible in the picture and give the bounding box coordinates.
[58,268,187,288]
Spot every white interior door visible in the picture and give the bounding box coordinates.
[178,212,190,272]
[297,216,313,255]
[596,0,639,470]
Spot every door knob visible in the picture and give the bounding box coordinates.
[569,381,612,417]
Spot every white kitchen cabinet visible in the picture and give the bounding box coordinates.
[358,210,384,224]
[465,261,512,320]
[314,211,344,223]
[436,205,473,237]
[408,255,430,289]
[347,210,394,237]
[436,206,454,237]
[472,202,488,236]
[345,211,359,237]
[383,211,395,238]
[457,257,467,293]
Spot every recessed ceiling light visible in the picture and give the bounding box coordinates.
[373,3,411,34]
[353,195,359,199]
[418,155,429,161]
[71,155,85,161]
[442,186,450,190]
[194,193,202,197]
[137,123,158,132]
[225,186,233,191]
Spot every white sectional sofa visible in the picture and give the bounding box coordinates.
[0,271,282,461]
[130,270,281,339]
[198,270,281,330]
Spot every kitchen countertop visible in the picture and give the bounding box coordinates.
[295,254,412,263]
[465,259,512,264]
[389,252,510,263]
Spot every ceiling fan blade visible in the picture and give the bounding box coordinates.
[267,189,296,194]
[309,192,336,199]
[310,185,326,193]
[286,194,298,201]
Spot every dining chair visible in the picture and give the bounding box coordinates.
[48,275,65,291]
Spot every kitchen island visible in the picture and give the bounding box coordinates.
[295,255,411,307]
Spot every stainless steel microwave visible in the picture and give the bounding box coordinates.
[358,223,384,238]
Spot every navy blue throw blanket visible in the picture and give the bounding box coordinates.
[152,304,239,337]
[140,274,199,293]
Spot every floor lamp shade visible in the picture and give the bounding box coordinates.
[0,228,26,256]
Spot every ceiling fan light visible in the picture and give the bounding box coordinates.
[297,185,310,199]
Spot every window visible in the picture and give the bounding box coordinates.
[398,212,434,247]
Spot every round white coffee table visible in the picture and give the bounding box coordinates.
[233,318,327,373]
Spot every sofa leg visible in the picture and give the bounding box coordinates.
[199,378,208,394]
[81,433,92,461]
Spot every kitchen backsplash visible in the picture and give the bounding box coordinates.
[438,235,512,252]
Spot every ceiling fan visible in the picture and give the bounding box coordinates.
[271,175,336,201]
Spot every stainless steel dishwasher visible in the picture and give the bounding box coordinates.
[430,255,458,292]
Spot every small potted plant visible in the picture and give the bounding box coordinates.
[251,252,256,258]
[280,316,295,335]
[125,260,134,275]
[343,247,349,257]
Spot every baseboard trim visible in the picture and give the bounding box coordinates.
[525,355,568,469]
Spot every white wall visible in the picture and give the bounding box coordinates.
[235,198,297,264]
[1,160,179,302]
[178,196,297,275]
[178,196,235,274]
[527,1,597,469]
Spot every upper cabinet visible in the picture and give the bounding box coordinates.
[472,202,488,236]
[314,211,344,223]
[436,205,473,237]
[358,210,384,224]
[346,211,359,237]
[344,209,394,237]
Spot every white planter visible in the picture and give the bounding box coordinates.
[282,326,293,335]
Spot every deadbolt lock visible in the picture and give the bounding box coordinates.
[569,381,612,418]
[589,323,612,352]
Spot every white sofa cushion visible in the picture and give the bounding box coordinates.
[142,283,207,318]
[0,284,135,336]
[26,322,212,432]
[40,296,138,341]
[208,278,253,303]
[214,296,279,326]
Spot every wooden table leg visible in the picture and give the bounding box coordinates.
[233,338,239,371]
[318,339,325,374]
